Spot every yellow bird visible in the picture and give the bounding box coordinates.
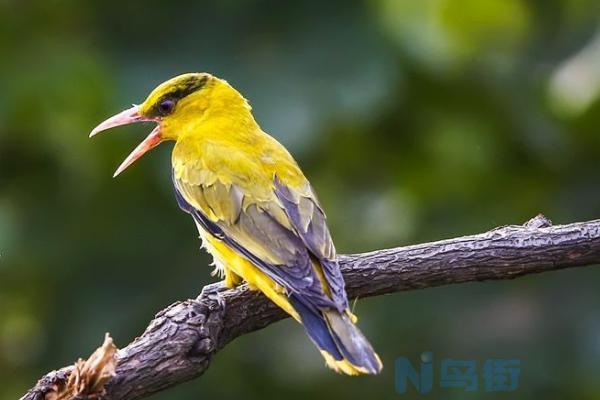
[90,73,382,375]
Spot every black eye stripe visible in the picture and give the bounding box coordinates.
[150,74,209,117]
[166,75,208,101]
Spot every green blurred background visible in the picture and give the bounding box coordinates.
[1,0,600,399]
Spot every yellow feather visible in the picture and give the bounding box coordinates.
[204,231,300,321]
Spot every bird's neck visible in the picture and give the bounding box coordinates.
[202,82,259,132]
[176,98,263,148]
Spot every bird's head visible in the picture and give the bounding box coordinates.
[90,72,246,177]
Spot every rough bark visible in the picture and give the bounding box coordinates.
[21,215,600,400]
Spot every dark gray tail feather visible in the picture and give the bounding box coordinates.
[289,294,382,374]
[323,310,383,374]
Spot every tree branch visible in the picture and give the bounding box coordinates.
[21,215,600,400]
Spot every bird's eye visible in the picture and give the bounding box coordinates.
[157,98,176,116]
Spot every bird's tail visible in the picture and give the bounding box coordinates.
[289,295,383,375]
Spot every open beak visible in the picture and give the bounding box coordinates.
[90,105,163,177]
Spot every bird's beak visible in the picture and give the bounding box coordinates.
[89,105,163,177]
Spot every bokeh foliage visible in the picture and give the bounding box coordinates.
[1,0,600,399]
